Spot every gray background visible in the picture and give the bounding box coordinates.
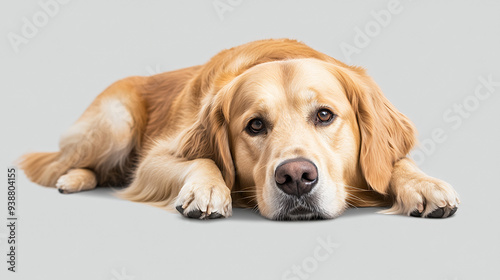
[1,1,499,279]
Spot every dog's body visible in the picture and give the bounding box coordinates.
[20,39,459,220]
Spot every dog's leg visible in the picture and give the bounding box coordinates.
[381,158,460,218]
[56,168,97,194]
[20,77,147,188]
[119,140,232,219]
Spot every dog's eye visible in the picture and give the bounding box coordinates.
[315,109,335,125]
[246,118,266,135]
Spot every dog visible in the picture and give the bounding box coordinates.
[19,39,460,220]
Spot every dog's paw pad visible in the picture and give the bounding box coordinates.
[175,205,185,214]
[426,206,458,218]
[410,205,458,218]
[207,212,223,219]
[186,209,203,219]
[449,206,458,217]
[410,209,422,217]
[427,207,445,218]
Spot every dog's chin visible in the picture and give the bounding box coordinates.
[274,212,326,221]
[267,195,335,221]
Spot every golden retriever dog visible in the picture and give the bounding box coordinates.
[19,39,460,220]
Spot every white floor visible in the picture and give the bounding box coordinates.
[2,168,498,280]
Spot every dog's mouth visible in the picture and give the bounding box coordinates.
[289,205,313,216]
[272,197,326,221]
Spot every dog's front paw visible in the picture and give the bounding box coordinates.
[175,182,232,219]
[383,176,460,218]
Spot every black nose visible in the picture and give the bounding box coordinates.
[275,158,318,197]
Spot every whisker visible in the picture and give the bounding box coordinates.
[345,201,357,208]
[340,184,374,192]
[231,190,256,193]
[346,195,367,202]
[243,197,259,204]
[346,193,369,203]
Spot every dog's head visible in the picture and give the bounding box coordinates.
[180,58,416,220]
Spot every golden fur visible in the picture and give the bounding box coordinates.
[19,39,459,220]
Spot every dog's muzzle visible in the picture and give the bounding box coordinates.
[273,158,323,220]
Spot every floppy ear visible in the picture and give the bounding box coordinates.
[175,94,235,189]
[333,67,417,194]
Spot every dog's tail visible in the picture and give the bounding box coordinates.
[18,152,72,187]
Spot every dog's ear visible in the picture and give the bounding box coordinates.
[175,92,235,189]
[333,66,417,194]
